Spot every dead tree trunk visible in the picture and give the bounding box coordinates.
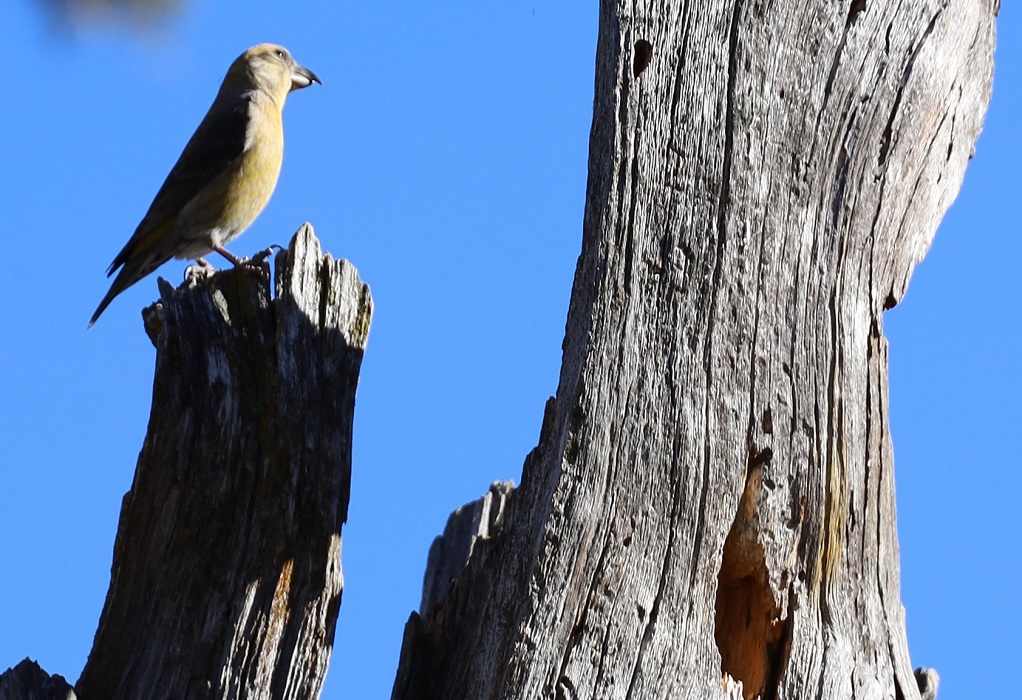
[392,2,994,699]
[73,225,372,700]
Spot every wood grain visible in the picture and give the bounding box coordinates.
[392,2,995,698]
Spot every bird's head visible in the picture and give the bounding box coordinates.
[226,43,321,102]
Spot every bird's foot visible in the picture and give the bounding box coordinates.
[213,245,243,267]
[250,244,283,265]
[213,244,274,279]
[184,258,217,282]
[240,259,271,281]
[236,253,272,281]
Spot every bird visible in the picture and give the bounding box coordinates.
[89,43,320,327]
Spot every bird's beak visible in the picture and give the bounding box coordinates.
[291,63,321,91]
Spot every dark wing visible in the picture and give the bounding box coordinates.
[108,93,251,274]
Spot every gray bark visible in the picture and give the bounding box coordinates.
[74,225,372,700]
[392,2,995,699]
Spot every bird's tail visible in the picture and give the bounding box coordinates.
[89,222,172,328]
[89,268,139,328]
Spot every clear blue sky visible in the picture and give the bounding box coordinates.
[0,2,1017,698]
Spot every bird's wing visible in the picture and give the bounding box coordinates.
[108,95,251,275]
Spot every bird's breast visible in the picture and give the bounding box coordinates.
[225,107,284,231]
[175,96,285,254]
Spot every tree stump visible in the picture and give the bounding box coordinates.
[74,224,372,700]
[392,2,995,699]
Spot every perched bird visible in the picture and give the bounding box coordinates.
[89,43,320,327]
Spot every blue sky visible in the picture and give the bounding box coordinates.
[0,2,1017,698]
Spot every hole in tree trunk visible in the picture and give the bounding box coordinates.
[847,0,866,26]
[714,465,792,700]
[633,39,652,77]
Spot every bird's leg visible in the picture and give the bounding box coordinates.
[214,244,277,268]
[214,244,271,280]
[213,245,244,266]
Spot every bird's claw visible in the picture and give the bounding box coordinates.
[228,245,279,280]
[251,244,283,265]
[184,259,217,283]
[236,254,271,280]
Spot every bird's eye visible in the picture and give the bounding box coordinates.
[275,49,286,60]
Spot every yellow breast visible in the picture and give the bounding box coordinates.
[220,99,284,237]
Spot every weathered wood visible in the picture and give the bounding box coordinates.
[75,224,372,700]
[419,481,515,618]
[0,659,76,700]
[392,2,994,699]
